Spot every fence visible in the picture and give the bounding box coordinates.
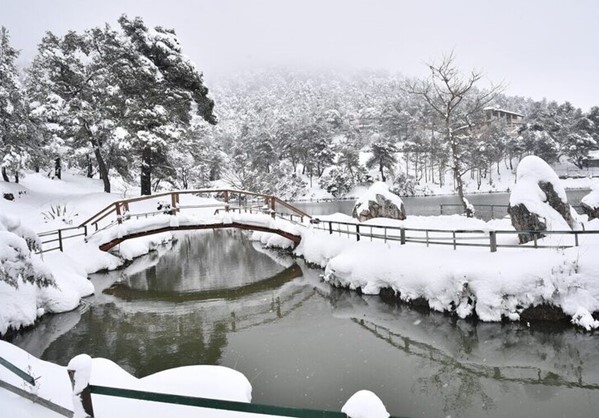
[309,218,599,252]
[1,354,407,418]
[0,356,73,417]
[439,203,584,220]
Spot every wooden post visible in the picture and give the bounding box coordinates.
[356,224,360,241]
[574,231,579,247]
[490,231,497,252]
[115,202,122,224]
[270,196,276,219]
[224,190,229,212]
[67,355,95,418]
[170,192,179,214]
[58,229,63,252]
[426,230,429,247]
[329,222,333,235]
[440,205,444,215]
[400,228,406,245]
[452,231,456,250]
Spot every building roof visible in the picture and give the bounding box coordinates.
[484,107,524,118]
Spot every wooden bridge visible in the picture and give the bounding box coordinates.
[38,189,311,253]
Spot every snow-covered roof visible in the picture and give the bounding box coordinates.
[484,107,524,118]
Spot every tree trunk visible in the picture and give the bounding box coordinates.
[93,146,111,193]
[14,171,19,184]
[1,167,9,182]
[86,155,94,178]
[379,161,386,182]
[55,158,61,179]
[141,147,152,195]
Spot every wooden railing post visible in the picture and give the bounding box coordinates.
[58,229,63,252]
[270,196,276,219]
[452,231,456,250]
[328,222,333,235]
[224,190,229,212]
[356,224,360,241]
[115,202,122,224]
[489,231,497,252]
[170,192,178,214]
[400,228,406,245]
[67,355,95,418]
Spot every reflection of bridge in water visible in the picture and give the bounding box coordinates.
[354,317,599,391]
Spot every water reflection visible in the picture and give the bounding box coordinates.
[9,230,599,417]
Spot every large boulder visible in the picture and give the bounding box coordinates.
[508,156,580,244]
[580,187,599,220]
[352,182,406,222]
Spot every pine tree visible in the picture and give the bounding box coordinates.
[366,133,398,182]
[0,27,34,183]
[115,15,216,195]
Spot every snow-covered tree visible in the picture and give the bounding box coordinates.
[115,15,216,195]
[366,133,398,182]
[0,27,35,183]
[405,53,503,216]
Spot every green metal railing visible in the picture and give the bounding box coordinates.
[0,356,36,385]
[0,355,73,417]
[89,385,362,417]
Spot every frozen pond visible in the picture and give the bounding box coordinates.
[292,189,591,221]
[9,230,599,417]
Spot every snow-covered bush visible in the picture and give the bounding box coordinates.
[0,214,54,288]
[391,173,416,196]
[319,167,371,198]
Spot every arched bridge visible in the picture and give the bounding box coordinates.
[75,189,311,252]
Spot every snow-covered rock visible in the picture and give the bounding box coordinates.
[341,390,389,418]
[352,182,405,222]
[581,185,599,220]
[508,156,580,243]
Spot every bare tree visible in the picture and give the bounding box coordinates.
[405,52,503,216]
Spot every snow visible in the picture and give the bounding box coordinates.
[0,341,260,418]
[293,214,599,330]
[341,390,389,418]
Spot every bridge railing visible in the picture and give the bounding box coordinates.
[37,189,311,254]
[309,218,599,252]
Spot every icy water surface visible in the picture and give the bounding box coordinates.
[10,230,599,418]
[293,189,591,220]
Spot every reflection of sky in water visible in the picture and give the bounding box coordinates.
[122,230,287,292]
[9,230,599,418]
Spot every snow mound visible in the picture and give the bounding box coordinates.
[341,390,389,418]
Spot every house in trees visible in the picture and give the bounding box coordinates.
[582,150,599,168]
[484,107,524,128]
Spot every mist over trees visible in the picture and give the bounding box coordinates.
[1,21,598,200]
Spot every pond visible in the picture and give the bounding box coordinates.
[9,230,599,417]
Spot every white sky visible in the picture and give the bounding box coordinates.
[3,0,598,109]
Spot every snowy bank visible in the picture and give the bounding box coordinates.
[288,214,599,330]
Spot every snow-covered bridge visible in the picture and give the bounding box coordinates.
[76,189,309,252]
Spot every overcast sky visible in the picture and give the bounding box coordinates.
[3,0,598,109]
